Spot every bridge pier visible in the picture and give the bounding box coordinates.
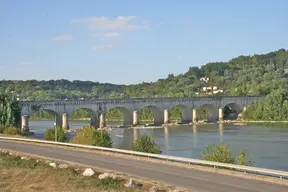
[90,116,99,128]
[99,113,106,128]
[192,108,197,123]
[132,110,139,126]
[21,115,29,132]
[164,109,170,124]
[62,113,69,130]
[219,108,224,122]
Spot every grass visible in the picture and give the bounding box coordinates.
[0,152,148,192]
[0,133,27,138]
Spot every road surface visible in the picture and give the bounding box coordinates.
[0,140,287,192]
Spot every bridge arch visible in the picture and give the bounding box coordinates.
[106,106,132,126]
[197,104,218,122]
[170,104,192,123]
[69,108,99,127]
[29,109,61,127]
[222,103,243,120]
[139,105,163,125]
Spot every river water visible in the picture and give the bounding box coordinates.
[29,120,288,171]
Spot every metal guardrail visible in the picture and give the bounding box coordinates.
[0,136,287,179]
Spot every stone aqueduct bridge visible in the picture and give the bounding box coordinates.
[19,96,265,131]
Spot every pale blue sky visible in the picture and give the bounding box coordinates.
[0,0,287,84]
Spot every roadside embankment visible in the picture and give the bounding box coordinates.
[0,150,186,192]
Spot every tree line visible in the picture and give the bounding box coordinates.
[1,49,287,100]
[1,49,288,122]
[242,90,288,121]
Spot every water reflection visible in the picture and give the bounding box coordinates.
[219,123,224,137]
[193,124,197,135]
[164,126,170,155]
[133,129,139,143]
[192,124,198,149]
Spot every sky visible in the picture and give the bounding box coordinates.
[0,0,287,85]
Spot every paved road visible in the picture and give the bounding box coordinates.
[0,140,287,192]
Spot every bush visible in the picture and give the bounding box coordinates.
[201,141,252,165]
[70,126,112,147]
[3,125,21,135]
[132,134,161,154]
[44,126,67,142]
[201,141,235,164]
[236,149,253,166]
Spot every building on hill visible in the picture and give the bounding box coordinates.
[200,77,210,83]
[199,84,224,96]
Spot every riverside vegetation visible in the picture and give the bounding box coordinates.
[1,49,288,122]
[242,89,288,121]
[201,141,252,166]
[44,126,67,142]
[132,134,162,154]
[0,93,23,135]
[70,126,113,147]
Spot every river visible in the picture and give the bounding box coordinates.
[29,120,288,171]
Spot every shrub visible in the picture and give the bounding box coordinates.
[70,126,112,147]
[3,125,21,135]
[201,141,234,164]
[236,149,253,166]
[201,141,252,165]
[132,134,161,154]
[44,126,67,142]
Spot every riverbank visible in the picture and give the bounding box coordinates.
[222,119,288,124]
[0,150,181,192]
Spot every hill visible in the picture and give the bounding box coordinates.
[1,49,288,101]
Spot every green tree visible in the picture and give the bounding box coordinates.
[44,126,67,142]
[0,94,21,129]
[201,142,252,166]
[1,48,288,122]
[70,126,112,147]
[201,141,235,164]
[132,134,161,154]
[243,89,288,121]
[236,150,253,166]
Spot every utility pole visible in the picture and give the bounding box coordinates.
[54,104,57,143]
[54,116,57,142]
